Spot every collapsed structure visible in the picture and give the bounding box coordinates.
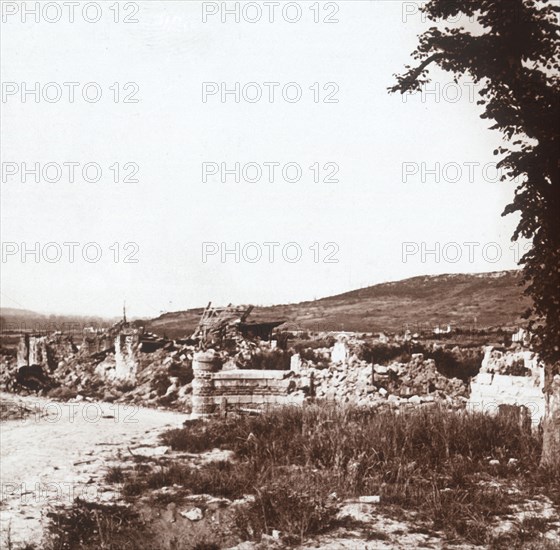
[192,302,285,346]
[468,346,545,423]
[2,304,546,425]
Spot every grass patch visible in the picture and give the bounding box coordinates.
[46,404,557,548]
[234,469,338,544]
[42,499,152,550]
[120,460,250,500]
[105,466,125,484]
[365,529,391,541]
[158,404,550,545]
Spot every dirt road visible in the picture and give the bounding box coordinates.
[0,393,187,549]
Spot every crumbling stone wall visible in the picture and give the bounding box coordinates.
[114,328,141,382]
[17,335,50,368]
[82,328,114,356]
[191,347,469,417]
[191,351,302,417]
[468,347,545,423]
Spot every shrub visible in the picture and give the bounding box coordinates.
[292,337,335,354]
[503,358,531,376]
[43,499,151,550]
[235,468,338,544]
[105,466,125,484]
[426,346,482,380]
[357,342,410,364]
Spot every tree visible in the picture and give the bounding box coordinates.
[390,0,560,466]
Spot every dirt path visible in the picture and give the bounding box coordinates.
[0,392,188,549]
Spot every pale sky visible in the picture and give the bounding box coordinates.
[1,1,525,318]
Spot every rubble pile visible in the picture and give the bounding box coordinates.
[44,339,197,409]
[290,351,468,408]
[480,346,538,376]
[0,305,471,411]
[115,344,194,408]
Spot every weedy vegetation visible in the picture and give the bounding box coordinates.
[35,404,559,549]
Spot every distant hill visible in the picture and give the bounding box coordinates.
[0,308,116,334]
[0,308,47,318]
[144,270,531,338]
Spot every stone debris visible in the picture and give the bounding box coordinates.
[468,346,545,422]
[2,307,518,414]
[1,327,472,413]
[291,350,467,408]
[357,496,381,504]
[130,445,170,458]
[180,507,204,521]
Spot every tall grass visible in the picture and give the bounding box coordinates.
[162,404,540,481]
[41,404,557,548]
[156,404,553,544]
[42,499,152,550]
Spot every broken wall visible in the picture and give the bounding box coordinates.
[468,347,545,423]
[191,351,302,417]
[17,335,50,368]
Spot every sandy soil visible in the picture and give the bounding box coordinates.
[0,392,188,548]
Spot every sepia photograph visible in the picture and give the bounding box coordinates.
[1,1,559,548]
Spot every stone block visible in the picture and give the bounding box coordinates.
[492,374,515,388]
[475,373,493,385]
[213,369,290,380]
[511,377,537,388]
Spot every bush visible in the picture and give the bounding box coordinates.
[503,358,531,376]
[43,499,151,550]
[357,342,412,364]
[426,346,482,381]
[357,342,482,381]
[292,337,335,354]
[235,468,338,543]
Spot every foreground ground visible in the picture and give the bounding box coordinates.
[1,394,559,550]
[0,392,187,548]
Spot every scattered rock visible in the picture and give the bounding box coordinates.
[358,495,380,504]
[180,507,203,521]
[131,445,170,457]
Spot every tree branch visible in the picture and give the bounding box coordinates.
[393,53,446,93]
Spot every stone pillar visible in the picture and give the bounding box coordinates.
[114,329,140,382]
[192,350,219,418]
[331,342,348,364]
[17,335,30,367]
[17,335,50,368]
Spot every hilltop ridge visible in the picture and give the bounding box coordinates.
[144,270,530,338]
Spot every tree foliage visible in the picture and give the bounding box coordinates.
[390,0,560,372]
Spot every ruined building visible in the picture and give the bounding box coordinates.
[114,326,141,381]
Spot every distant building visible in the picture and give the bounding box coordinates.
[512,327,530,345]
[433,324,451,335]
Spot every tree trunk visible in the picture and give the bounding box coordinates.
[541,368,560,467]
